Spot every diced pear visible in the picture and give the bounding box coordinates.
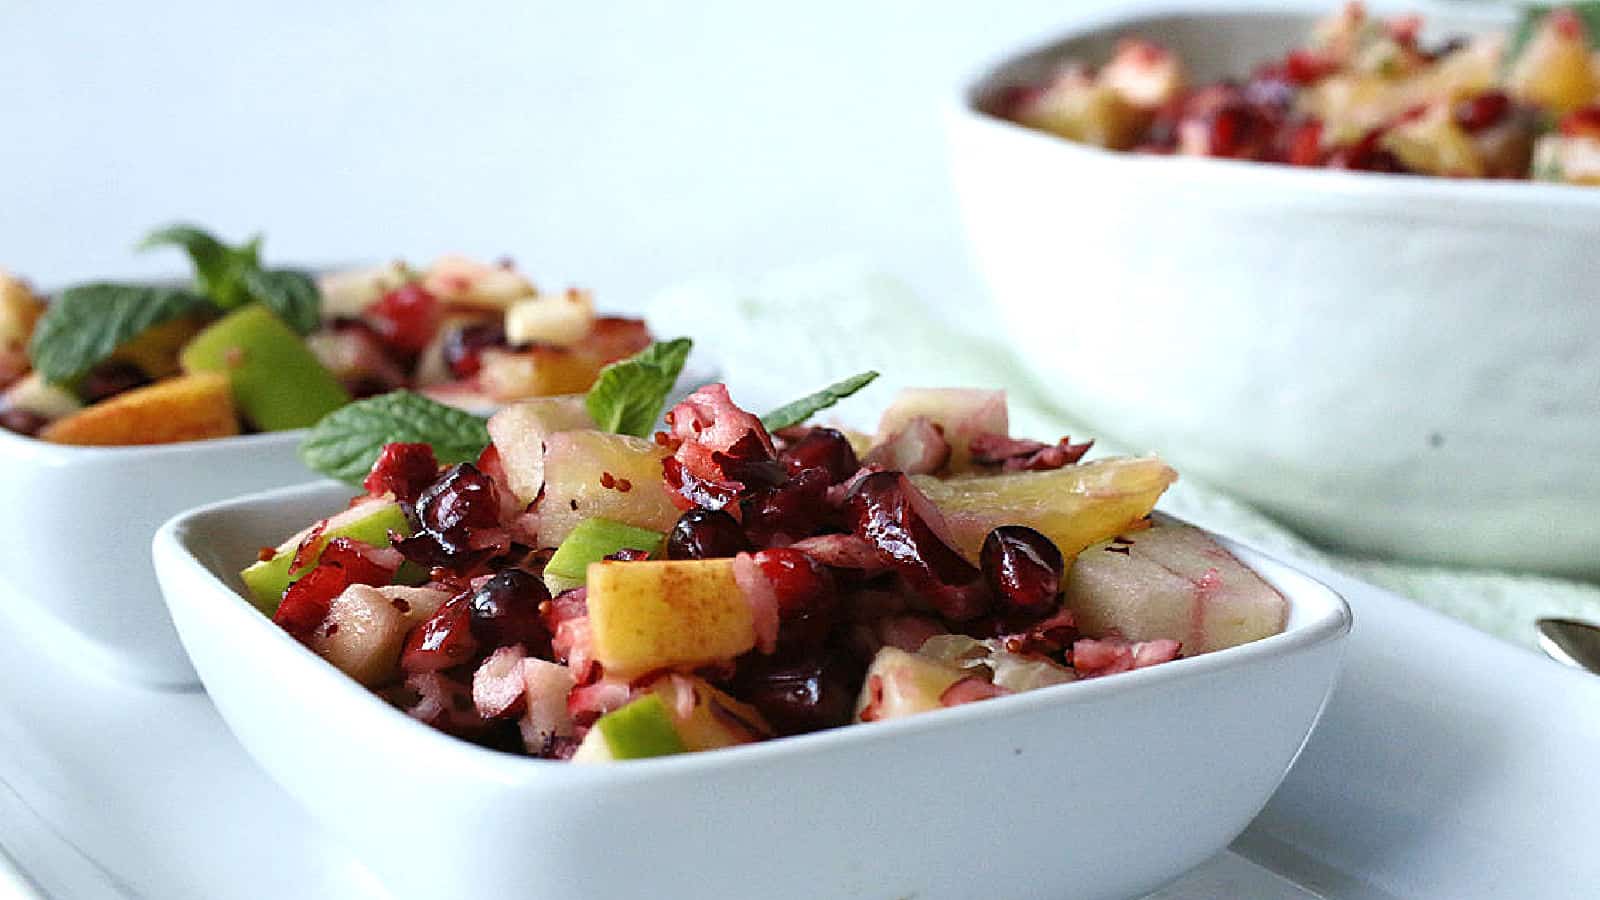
[586,558,755,678]
[309,583,444,687]
[1508,10,1600,115]
[486,395,596,506]
[911,455,1177,561]
[504,289,595,348]
[1063,515,1287,655]
[2,372,82,421]
[543,518,665,593]
[1013,74,1147,150]
[422,254,538,310]
[520,657,578,751]
[536,430,677,546]
[239,499,412,613]
[873,387,1007,473]
[180,304,350,431]
[574,694,688,761]
[40,372,238,446]
[317,262,411,320]
[853,647,967,723]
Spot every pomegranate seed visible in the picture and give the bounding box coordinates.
[363,442,440,504]
[666,508,751,560]
[1454,91,1511,133]
[401,597,480,673]
[365,282,442,355]
[754,548,838,651]
[441,321,507,379]
[731,653,858,736]
[779,427,860,483]
[980,526,1065,618]
[79,361,152,404]
[467,570,551,653]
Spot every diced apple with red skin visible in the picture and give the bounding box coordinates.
[1063,515,1287,655]
[912,455,1177,562]
[873,388,1007,474]
[853,647,968,722]
[535,430,678,546]
[310,585,451,686]
[586,558,757,678]
[486,395,596,506]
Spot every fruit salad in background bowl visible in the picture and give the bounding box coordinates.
[153,351,1350,898]
[948,4,1600,578]
[0,223,658,685]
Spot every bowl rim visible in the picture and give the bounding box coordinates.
[155,479,1352,787]
[0,423,306,463]
[947,1,1600,214]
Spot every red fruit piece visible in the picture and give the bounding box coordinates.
[753,548,838,652]
[365,282,442,355]
[979,526,1065,618]
[441,320,507,379]
[731,653,858,736]
[666,508,751,560]
[846,471,988,620]
[1454,91,1511,133]
[779,427,860,484]
[401,597,480,673]
[318,537,399,587]
[467,570,551,654]
[363,442,439,504]
[273,564,349,640]
[1559,105,1600,140]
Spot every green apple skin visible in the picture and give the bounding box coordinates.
[542,518,665,594]
[240,500,412,614]
[180,304,351,431]
[577,694,687,761]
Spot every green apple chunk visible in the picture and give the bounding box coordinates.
[1063,515,1288,655]
[239,499,412,613]
[180,304,351,431]
[544,518,664,593]
[574,694,688,761]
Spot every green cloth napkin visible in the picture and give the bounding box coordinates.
[649,260,1600,651]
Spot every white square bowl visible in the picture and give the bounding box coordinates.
[0,427,309,685]
[945,6,1600,577]
[153,480,1350,900]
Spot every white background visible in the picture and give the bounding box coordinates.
[0,0,1292,309]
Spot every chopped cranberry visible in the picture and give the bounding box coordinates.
[79,361,152,404]
[1559,105,1600,140]
[1283,49,1334,86]
[441,320,507,379]
[272,564,349,640]
[365,282,442,355]
[731,653,859,736]
[401,597,480,673]
[980,526,1065,618]
[1327,130,1409,173]
[741,466,834,545]
[0,407,48,437]
[666,508,752,560]
[846,472,988,621]
[318,537,398,587]
[1454,91,1511,133]
[414,463,502,555]
[779,427,860,484]
[1282,118,1325,166]
[363,442,440,504]
[466,570,551,654]
[753,548,838,652]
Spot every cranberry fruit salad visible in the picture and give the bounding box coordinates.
[247,340,1289,762]
[0,223,648,444]
[998,2,1600,183]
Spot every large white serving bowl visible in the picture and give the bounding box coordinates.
[153,480,1350,900]
[946,6,1600,577]
[0,427,308,686]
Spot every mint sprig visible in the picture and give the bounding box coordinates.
[242,268,320,335]
[761,371,879,431]
[585,338,693,438]
[27,284,217,385]
[139,222,320,329]
[299,390,492,485]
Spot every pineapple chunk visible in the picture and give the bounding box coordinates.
[486,395,596,506]
[586,559,756,678]
[1508,9,1600,115]
[1012,71,1147,150]
[1064,516,1287,655]
[504,289,595,348]
[911,456,1177,561]
[40,372,238,446]
[535,430,677,546]
[479,346,606,401]
[853,647,967,723]
[873,387,1007,473]
[1381,104,1484,177]
[422,254,537,311]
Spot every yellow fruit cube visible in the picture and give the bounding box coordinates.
[586,559,756,678]
[1508,9,1600,114]
[535,430,677,546]
[40,372,238,446]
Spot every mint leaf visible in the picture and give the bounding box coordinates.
[760,371,879,431]
[585,338,693,438]
[243,268,320,334]
[299,390,491,485]
[138,223,261,308]
[27,283,217,385]
[1510,3,1600,63]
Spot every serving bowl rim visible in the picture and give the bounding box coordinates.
[948,2,1600,213]
[155,479,1352,787]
